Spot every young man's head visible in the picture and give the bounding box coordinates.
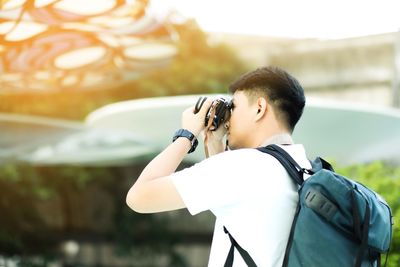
[226,66,305,149]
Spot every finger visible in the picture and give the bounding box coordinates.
[199,99,213,115]
[194,96,207,114]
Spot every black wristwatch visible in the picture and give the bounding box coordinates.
[172,129,199,154]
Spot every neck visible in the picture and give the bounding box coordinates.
[260,133,294,147]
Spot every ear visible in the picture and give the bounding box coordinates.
[254,97,267,121]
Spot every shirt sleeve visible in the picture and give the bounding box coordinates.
[170,150,250,215]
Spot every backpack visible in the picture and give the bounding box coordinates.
[223,144,393,267]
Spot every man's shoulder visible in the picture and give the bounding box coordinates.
[204,144,309,170]
[208,147,281,166]
[270,144,311,169]
[213,147,264,159]
[220,144,307,158]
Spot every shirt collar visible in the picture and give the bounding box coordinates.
[260,133,294,147]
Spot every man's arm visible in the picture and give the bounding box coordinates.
[126,99,214,213]
[126,137,191,213]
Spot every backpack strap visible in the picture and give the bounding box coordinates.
[257,144,313,186]
[223,226,257,267]
[352,191,371,267]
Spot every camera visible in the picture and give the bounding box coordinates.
[194,96,232,131]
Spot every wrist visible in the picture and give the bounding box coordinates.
[181,126,201,138]
[172,129,199,153]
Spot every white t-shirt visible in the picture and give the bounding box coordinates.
[171,144,311,267]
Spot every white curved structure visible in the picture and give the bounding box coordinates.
[1,95,400,166]
[87,95,400,166]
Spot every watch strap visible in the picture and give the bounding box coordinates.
[172,129,198,153]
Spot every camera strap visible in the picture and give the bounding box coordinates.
[204,104,218,158]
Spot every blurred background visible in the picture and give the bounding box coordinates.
[1,0,400,266]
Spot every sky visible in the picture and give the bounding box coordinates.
[149,0,400,39]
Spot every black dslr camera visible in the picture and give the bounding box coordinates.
[194,96,232,131]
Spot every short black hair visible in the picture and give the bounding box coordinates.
[229,66,305,132]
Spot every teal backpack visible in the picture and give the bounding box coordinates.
[224,144,393,267]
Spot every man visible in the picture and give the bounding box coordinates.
[126,66,311,266]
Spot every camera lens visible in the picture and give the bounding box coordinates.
[194,96,231,131]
